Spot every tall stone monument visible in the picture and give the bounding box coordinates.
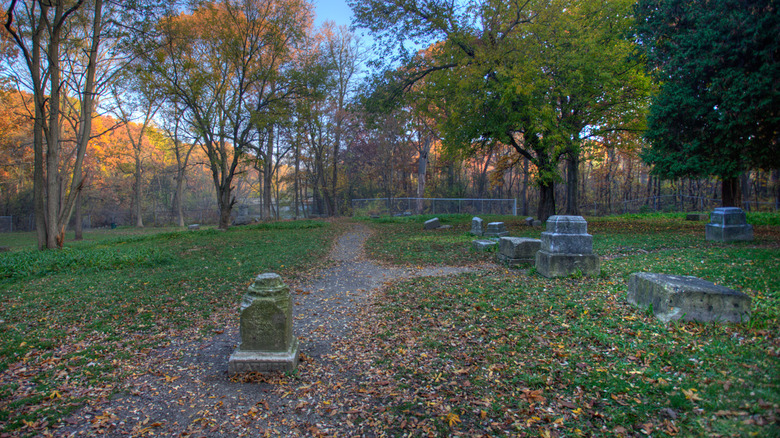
[535,215,600,278]
[228,273,299,375]
[705,207,753,242]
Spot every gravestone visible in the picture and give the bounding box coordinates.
[525,217,534,226]
[424,218,441,230]
[497,237,541,266]
[705,207,753,242]
[472,240,497,251]
[535,215,600,278]
[471,217,484,236]
[532,220,542,227]
[188,224,200,231]
[628,272,751,323]
[686,213,709,221]
[228,273,299,374]
[484,222,508,237]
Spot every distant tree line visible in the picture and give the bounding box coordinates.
[1,0,778,249]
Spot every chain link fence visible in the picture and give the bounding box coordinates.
[351,198,518,217]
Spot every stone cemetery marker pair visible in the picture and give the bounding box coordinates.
[470,217,507,237]
[535,216,600,278]
[228,273,299,375]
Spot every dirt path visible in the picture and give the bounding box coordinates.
[57,223,489,437]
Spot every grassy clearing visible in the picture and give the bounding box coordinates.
[354,213,779,436]
[0,220,340,435]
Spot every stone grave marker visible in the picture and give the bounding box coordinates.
[484,222,508,237]
[228,273,299,374]
[628,272,751,323]
[525,217,534,226]
[535,215,600,277]
[497,237,541,266]
[686,213,709,221]
[705,207,753,242]
[188,224,200,231]
[471,217,484,236]
[472,240,497,251]
[424,218,441,230]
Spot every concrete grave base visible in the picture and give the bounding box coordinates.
[472,240,497,251]
[705,224,753,242]
[628,272,751,324]
[535,251,600,278]
[497,237,540,265]
[228,338,300,375]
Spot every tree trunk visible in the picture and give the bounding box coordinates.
[722,175,742,207]
[218,184,234,229]
[74,192,83,241]
[521,158,529,216]
[134,154,144,227]
[565,151,579,215]
[416,137,430,214]
[263,128,274,220]
[538,182,556,222]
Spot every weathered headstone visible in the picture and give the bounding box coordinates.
[705,207,753,242]
[686,213,709,221]
[228,273,299,374]
[532,220,542,227]
[497,237,541,266]
[471,217,484,236]
[535,215,600,278]
[628,272,751,323]
[424,218,441,230]
[525,217,534,226]
[484,222,509,237]
[472,240,497,251]
[187,224,200,231]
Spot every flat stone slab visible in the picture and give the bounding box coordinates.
[628,272,751,323]
[472,240,497,251]
[188,224,200,230]
[484,222,508,237]
[424,218,441,230]
[686,213,709,221]
[535,251,600,278]
[497,237,540,265]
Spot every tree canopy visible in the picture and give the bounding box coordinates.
[635,0,780,206]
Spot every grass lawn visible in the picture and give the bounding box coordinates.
[0,220,341,434]
[1,213,778,437]
[353,213,779,436]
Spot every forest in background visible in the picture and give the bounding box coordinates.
[1,0,778,245]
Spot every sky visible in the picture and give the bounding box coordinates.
[313,0,355,27]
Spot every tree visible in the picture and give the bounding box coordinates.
[3,0,156,248]
[352,0,650,220]
[635,0,780,207]
[146,0,311,229]
[112,71,163,227]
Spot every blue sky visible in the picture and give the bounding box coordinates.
[313,0,354,27]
